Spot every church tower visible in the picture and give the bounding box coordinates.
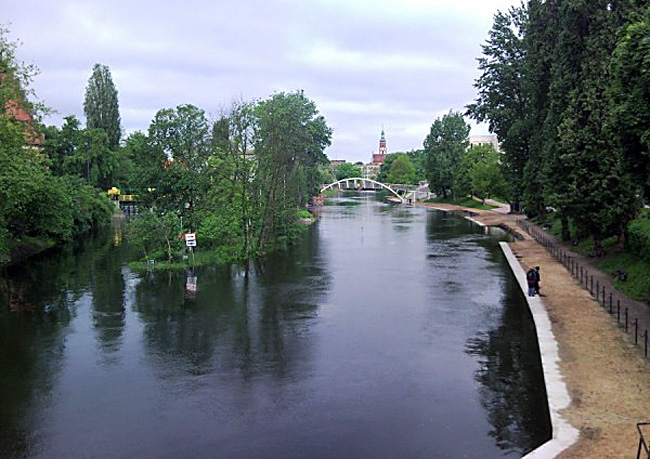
[379,129,387,156]
[372,128,387,165]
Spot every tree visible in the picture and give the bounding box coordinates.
[254,91,332,251]
[467,145,506,203]
[610,8,650,200]
[467,6,529,212]
[83,63,121,149]
[146,104,212,229]
[387,154,416,184]
[455,144,504,200]
[335,162,361,180]
[423,111,469,198]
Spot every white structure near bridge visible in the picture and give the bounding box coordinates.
[320,178,430,204]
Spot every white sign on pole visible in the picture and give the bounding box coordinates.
[184,232,197,247]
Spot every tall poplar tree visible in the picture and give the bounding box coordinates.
[83,63,121,149]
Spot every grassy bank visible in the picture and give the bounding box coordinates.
[534,212,650,302]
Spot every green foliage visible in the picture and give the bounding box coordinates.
[594,252,650,301]
[124,91,332,266]
[423,111,470,198]
[467,6,529,210]
[626,218,650,263]
[387,154,416,184]
[198,211,243,261]
[126,211,183,262]
[84,63,121,149]
[610,10,650,199]
[335,162,361,180]
[468,0,648,250]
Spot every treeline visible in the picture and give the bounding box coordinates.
[0,31,113,264]
[468,1,650,254]
[127,94,332,264]
[1,27,332,267]
[422,111,505,202]
[376,150,426,185]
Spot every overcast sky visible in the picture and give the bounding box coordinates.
[6,0,518,163]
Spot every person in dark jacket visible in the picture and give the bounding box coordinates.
[526,268,537,296]
[534,266,541,296]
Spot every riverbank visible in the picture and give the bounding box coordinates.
[417,201,650,457]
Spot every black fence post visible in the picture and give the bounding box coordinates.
[617,303,621,323]
[602,285,606,305]
[625,308,629,332]
[596,280,600,301]
[590,275,593,294]
[635,319,639,344]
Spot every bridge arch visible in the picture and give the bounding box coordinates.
[320,177,404,202]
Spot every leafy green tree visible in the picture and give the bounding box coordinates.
[610,8,650,200]
[127,211,182,262]
[423,111,469,198]
[207,100,257,258]
[467,145,506,203]
[146,104,212,229]
[377,150,425,184]
[387,154,416,184]
[253,91,331,252]
[335,162,361,180]
[83,63,121,149]
[557,1,640,254]
[467,6,529,212]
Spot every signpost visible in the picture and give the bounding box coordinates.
[184,232,197,264]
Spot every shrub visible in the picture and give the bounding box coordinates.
[627,217,650,262]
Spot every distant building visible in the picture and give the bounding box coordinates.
[361,164,380,180]
[372,129,387,165]
[469,134,499,151]
[330,159,347,167]
[1,73,42,146]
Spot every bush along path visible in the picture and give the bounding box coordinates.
[417,201,650,458]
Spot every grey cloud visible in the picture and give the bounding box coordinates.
[7,0,516,162]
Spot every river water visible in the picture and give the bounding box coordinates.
[0,194,550,458]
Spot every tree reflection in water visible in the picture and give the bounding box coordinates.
[132,226,330,387]
[0,226,120,458]
[465,260,552,456]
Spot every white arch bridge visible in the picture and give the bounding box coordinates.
[320,178,429,203]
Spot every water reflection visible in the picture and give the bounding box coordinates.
[0,226,121,458]
[464,239,552,456]
[132,225,330,385]
[0,199,551,458]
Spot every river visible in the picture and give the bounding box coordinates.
[0,193,550,458]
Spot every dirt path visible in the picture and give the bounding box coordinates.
[418,202,650,457]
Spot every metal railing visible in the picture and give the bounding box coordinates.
[517,219,650,359]
[638,423,650,458]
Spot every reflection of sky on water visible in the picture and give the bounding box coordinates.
[0,196,549,458]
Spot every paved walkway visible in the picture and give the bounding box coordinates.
[417,202,650,457]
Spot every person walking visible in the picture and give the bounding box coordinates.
[526,268,537,297]
[534,266,542,296]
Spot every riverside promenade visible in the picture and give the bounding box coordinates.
[418,202,650,458]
